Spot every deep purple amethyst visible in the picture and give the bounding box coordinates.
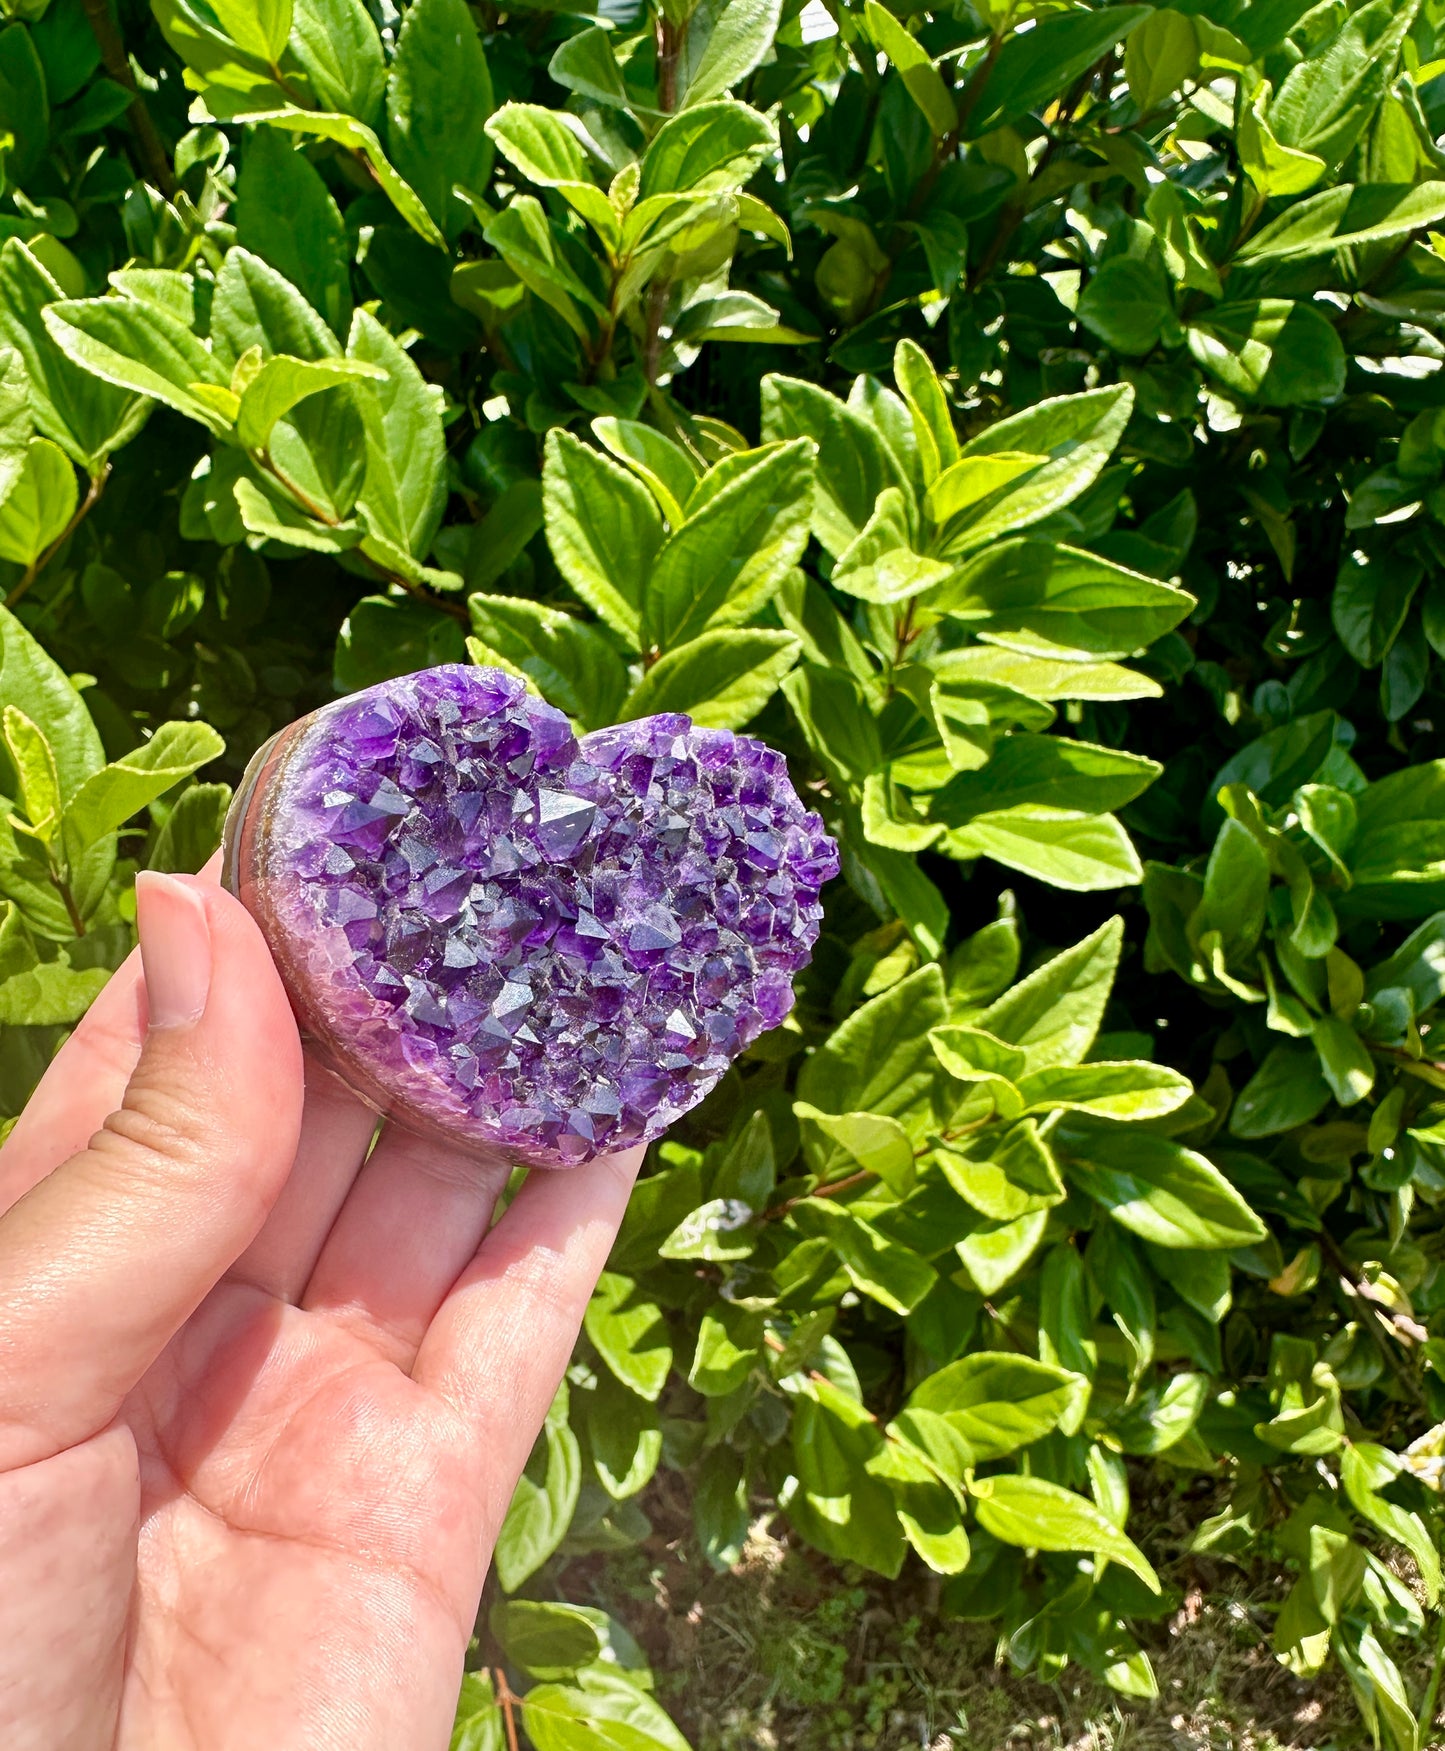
[227,665,837,1167]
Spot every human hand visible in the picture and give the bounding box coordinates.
[0,869,643,1751]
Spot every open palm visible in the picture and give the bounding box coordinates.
[0,873,641,1751]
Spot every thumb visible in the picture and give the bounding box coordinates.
[0,872,304,1471]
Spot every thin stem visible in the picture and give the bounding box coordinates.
[78,0,174,195]
[655,14,682,114]
[5,466,108,611]
[642,280,670,388]
[492,1670,521,1751]
[55,868,86,938]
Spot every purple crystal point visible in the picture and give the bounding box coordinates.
[224,665,838,1168]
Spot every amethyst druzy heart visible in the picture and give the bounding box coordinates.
[223,664,838,1167]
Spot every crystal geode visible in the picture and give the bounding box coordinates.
[221,664,838,1167]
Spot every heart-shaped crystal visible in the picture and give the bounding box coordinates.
[223,665,838,1166]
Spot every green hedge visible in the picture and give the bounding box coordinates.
[3,0,1445,1741]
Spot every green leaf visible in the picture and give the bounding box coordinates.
[946,809,1144,893]
[232,108,445,250]
[694,1444,749,1569]
[347,309,448,565]
[1063,1127,1268,1249]
[486,102,593,188]
[450,1671,505,1751]
[385,0,493,240]
[548,26,629,112]
[795,1102,916,1195]
[862,0,956,137]
[62,721,223,856]
[832,487,953,604]
[688,1300,764,1396]
[0,349,33,505]
[493,1382,581,1592]
[236,126,353,338]
[1239,182,1445,263]
[0,603,102,802]
[792,1197,938,1314]
[1195,815,1271,963]
[965,8,1152,138]
[932,736,1160,826]
[640,100,777,198]
[289,0,386,128]
[620,627,799,730]
[797,963,946,1125]
[907,1353,1086,1460]
[1349,762,1445,911]
[43,295,226,431]
[523,1665,691,1751]
[1238,83,1326,199]
[469,592,628,731]
[977,917,1121,1072]
[676,0,781,108]
[3,705,60,840]
[1186,301,1345,406]
[0,241,147,472]
[970,1473,1160,1591]
[234,353,384,451]
[641,439,814,651]
[1016,1061,1193,1122]
[0,903,110,1024]
[1124,8,1199,112]
[1342,1444,1442,1607]
[543,430,664,650]
[935,386,1135,551]
[657,1195,757,1261]
[760,374,904,557]
[208,0,291,65]
[1230,1042,1333,1137]
[488,1601,602,1683]
[1111,1372,1209,1456]
[0,437,76,566]
[584,1271,672,1402]
[0,23,49,184]
[585,1370,662,1500]
[1312,1014,1374,1107]
[1076,257,1176,358]
[1267,0,1417,171]
[591,417,697,525]
[936,1119,1065,1222]
[334,593,465,691]
[955,1207,1049,1294]
[148,782,231,874]
[893,339,958,485]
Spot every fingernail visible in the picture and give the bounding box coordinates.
[136,871,212,1030]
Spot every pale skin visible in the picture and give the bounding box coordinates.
[0,867,644,1750]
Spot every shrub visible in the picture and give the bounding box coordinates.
[3,0,1445,1742]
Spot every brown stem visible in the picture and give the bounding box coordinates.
[642,279,670,387]
[655,13,682,114]
[493,1670,521,1751]
[55,868,86,938]
[769,1167,876,1220]
[5,466,108,611]
[78,0,174,195]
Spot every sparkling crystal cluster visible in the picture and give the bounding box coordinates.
[252,665,838,1166]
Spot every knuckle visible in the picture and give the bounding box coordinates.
[90,1081,217,1180]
